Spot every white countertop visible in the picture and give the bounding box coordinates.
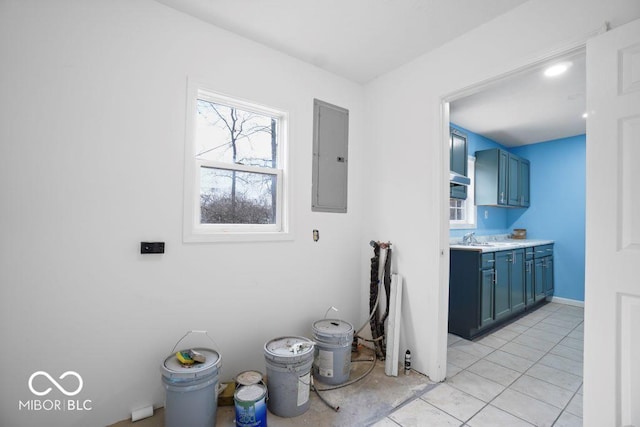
[450,238,554,253]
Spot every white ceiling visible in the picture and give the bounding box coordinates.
[155,0,529,83]
[156,0,584,147]
[450,52,586,146]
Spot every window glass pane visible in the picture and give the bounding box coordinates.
[196,99,278,168]
[449,199,467,221]
[200,166,277,224]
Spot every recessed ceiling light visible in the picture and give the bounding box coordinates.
[544,62,572,77]
[582,112,588,119]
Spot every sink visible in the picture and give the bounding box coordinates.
[491,241,522,246]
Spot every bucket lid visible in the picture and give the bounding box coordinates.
[235,384,266,401]
[161,348,221,380]
[312,319,354,335]
[264,336,314,358]
[236,370,263,386]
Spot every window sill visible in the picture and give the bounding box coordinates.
[449,223,477,230]
[183,230,294,243]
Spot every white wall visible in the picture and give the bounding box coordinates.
[363,0,640,388]
[0,1,365,426]
[4,0,640,426]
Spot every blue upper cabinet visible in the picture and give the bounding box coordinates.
[520,159,530,207]
[507,154,520,205]
[450,128,468,200]
[475,148,530,208]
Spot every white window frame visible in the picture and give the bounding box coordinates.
[450,156,476,229]
[183,80,292,242]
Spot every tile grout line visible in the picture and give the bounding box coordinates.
[549,386,583,426]
[457,315,543,426]
[444,303,584,426]
[494,306,584,425]
[375,381,442,426]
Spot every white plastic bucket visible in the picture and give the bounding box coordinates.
[161,347,221,427]
[312,319,354,385]
[236,370,264,388]
[263,336,314,418]
[234,383,267,427]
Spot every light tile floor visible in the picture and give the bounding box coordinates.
[373,302,584,427]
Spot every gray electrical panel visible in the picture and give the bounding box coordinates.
[312,99,349,213]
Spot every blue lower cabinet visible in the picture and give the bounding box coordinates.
[510,249,526,314]
[524,247,535,305]
[544,256,554,296]
[480,268,495,328]
[533,244,554,300]
[494,251,512,321]
[449,245,550,340]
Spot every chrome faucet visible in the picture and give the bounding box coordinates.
[462,232,478,245]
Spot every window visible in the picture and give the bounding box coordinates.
[184,82,290,242]
[449,157,476,229]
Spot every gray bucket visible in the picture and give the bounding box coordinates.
[263,336,314,418]
[312,319,354,385]
[161,347,221,427]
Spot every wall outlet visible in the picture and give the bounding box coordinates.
[484,210,489,219]
[141,242,165,254]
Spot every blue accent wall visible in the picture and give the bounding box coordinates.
[449,124,586,302]
[508,135,586,302]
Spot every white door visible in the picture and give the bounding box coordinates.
[585,18,640,427]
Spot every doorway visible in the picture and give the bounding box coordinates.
[440,47,587,425]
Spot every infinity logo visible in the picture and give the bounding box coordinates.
[28,371,83,397]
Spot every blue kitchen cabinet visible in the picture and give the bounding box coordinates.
[496,248,525,318]
[475,148,529,207]
[450,245,548,339]
[451,248,532,339]
[520,159,530,207]
[525,247,535,305]
[494,251,512,320]
[534,244,554,301]
[510,249,526,313]
[545,257,554,296]
[534,258,546,301]
[480,262,495,328]
[508,154,520,206]
[476,148,507,206]
[449,250,487,339]
[450,128,468,200]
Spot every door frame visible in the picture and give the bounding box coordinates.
[437,28,604,382]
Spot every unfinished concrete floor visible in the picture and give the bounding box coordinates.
[110,347,434,427]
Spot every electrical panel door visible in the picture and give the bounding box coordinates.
[312,99,349,213]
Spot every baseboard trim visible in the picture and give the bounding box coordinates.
[548,296,585,307]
